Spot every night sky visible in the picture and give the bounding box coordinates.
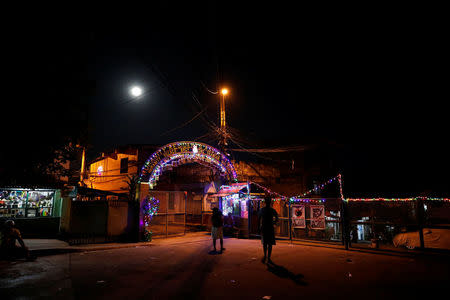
[3,5,448,196]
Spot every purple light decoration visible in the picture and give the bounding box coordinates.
[138,141,238,186]
[142,196,160,227]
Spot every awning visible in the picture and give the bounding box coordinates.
[210,182,249,197]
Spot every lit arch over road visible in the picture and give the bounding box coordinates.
[139,141,238,189]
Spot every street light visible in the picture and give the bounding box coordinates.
[130,86,143,97]
[220,88,229,129]
[219,87,229,149]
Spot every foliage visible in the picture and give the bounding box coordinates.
[122,174,139,202]
[143,228,152,242]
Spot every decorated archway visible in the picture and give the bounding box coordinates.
[139,141,238,189]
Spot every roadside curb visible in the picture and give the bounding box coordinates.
[30,242,153,257]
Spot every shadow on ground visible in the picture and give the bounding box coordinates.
[266,261,307,286]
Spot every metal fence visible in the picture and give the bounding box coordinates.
[249,198,343,243]
[146,191,186,238]
[346,199,450,251]
[246,197,450,252]
[185,194,203,230]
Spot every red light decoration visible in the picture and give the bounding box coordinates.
[138,141,238,188]
[345,197,450,202]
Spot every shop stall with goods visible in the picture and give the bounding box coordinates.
[0,188,61,218]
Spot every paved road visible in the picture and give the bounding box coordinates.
[1,235,449,299]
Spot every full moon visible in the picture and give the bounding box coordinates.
[130,86,143,97]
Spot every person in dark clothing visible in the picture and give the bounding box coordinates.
[211,207,224,253]
[258,197,279,264]
[223,212,239,237]
[0,220,34,260]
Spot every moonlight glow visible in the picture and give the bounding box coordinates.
[130,86,143,97]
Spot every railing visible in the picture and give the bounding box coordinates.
[147,212,186,238]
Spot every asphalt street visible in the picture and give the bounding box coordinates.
[1,234,449,299]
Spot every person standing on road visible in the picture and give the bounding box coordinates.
[258,197,279,264]
[211,207,225,253]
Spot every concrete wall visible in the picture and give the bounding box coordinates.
[63,200,132,239]
[69,201,108,235]
[59,197,72,234]
[107,201,129,236]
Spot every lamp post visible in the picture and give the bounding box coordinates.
[219,88,229,150]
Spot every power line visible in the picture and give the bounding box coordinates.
[193,132,214,142]
[191,92,219,130]
[228,137,281,162]
[159,105,209,137]
[200,80,218,94]
[230,146,309,153]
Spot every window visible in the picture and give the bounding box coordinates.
[97,165,103,176]
[120,158,129,174]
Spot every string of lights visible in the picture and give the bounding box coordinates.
[345,197,450,202]
[247,175,342,202]
[139,141,238,187]
[290,198,327,203]
[290,176,341,199]
[142,196,160,226]
[249,181,287,200]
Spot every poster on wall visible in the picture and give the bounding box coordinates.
[310,205,325,229]
[291,205,306,228]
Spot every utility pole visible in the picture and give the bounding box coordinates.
[76,144,86,185]
[219,88,229,153]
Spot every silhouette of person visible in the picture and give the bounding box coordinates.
[211,207,224,253]
[0,220,34,260]
[224,212,238,236]
[258,197,279,264]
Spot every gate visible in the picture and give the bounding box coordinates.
[185,193,203,229]
[145,191,186,238]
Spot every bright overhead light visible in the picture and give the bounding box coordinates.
[221,88,228,95]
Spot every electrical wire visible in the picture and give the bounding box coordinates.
[191,92,219,131]
[228,137,290,163]
[85,161,140,175]
[230,146,309,153]
[193,132,214,142]
[159,105,209,137]
[200,80,218,94]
